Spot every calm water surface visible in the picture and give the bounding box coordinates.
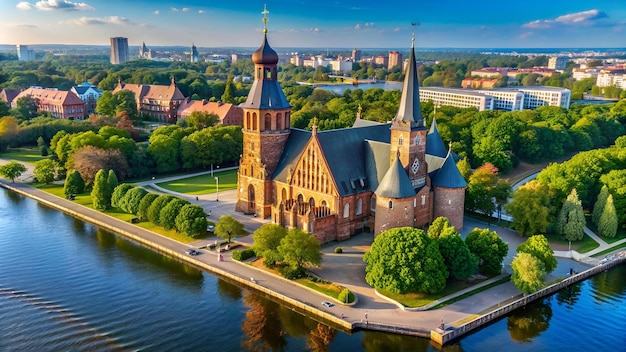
[0,188,625,351]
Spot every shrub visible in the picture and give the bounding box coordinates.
[334,247,343,253]
[111,183,134,208]
[232,248,256,261]
[337,289,355,304]
[279,265,305,279]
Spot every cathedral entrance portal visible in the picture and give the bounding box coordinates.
[248,185,256,214]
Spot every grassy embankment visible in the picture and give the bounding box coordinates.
[156,169,238,194]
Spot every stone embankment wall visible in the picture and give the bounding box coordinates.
[431,254,626,345]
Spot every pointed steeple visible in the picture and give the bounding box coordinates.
[426,115,447,158]
[392,31,424,130]
[432,143,467,189]
[375,153,416,198]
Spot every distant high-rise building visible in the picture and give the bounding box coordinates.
[548,56,569,70]
[388,51,402,70]
[351,48,361,62]
[110,37,130,64]
[191,44,199,63]
[139,42,152,59]
[16,45,35,61]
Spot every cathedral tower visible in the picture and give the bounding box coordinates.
[389,34,428,190]
[236,6,291,218]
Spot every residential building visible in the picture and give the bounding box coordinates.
[12,87,85,119]
[514,86,571,109]
[236,23,466,242]
[328,59,353,74]
[191,44,199,63]
[477,89,524,111]
[461,78,499,89]
[110,37,130,64]
[374,55,388,67]
[16,45,35,61]
[596,69,626,88]
[177,98,243,126]
[231,53,252,62]
[572,68,600,81]
[71,82,103,115]
[0,89,20,106]
[548,56,569,70]
[113,77,186,123]
[420,87,494,111]
[388,51,403,70]
[351,48,361,62]
[470,67,509,78]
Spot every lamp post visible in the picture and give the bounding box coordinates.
[215,176,219,202]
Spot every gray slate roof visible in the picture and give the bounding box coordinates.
[392,43,423,129]
[241,79,291,110]
[426,116,447,158]
[432,153,468,189]
[375,155,416,198]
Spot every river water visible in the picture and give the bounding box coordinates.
[310,81,403,94]
[1,187,625,352]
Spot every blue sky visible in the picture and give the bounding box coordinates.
[1,0,625,48]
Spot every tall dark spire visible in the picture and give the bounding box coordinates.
[392,29,424,129]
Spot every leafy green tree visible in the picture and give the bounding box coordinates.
[71,146,128,186]
[175,204,208,237]
[516,235,557,274]
[11,96,39,120]
[505,181,552,236]
[598,194,618,238]
[121,186,148,214]
[465,228,509,276]
[252,224,288,258]
[427,216,453,240]
[0,161,26,182]
[364,227,448,294]
[95,91,116,117]
[106,169,118,202]
[114,90,138,119]
[159,198,190,230]
[91,169,109,210]
[592,185,609,225]
[456,158,472,182]
[147,194,175,224]
[221,79,236,103]
[438,227,479,281]
[556,188,585,241]
[147,134,180,173]
[64,169,85,198]
[33,159,57,184]
[472,136,512,173]
[137,193,159,220]
[215,215,245,243]
[511,252,546,294]
[277,228,322,270]
[111,183,134,209]
[465,163,511,222]
[186,111,219,130]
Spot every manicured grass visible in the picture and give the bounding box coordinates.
[34,183,210,244]
[156,169,238,195]
[378,276,495,308]
[592,243,626,257]
[544,233,599,253]
[431,276,512,310]
[586,220,626,244]
[1,147,47,164]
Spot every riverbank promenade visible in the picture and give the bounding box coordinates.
[1,167,622,344]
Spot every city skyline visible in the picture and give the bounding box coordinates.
[1,0,625,48]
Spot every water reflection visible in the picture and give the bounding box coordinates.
[361,330,434,352]
[591,264,626,302]
[217,278,243,302]
[507,301,552,343]
[241,291,288,351]
[556,282,582,308]
[307,323,336,352]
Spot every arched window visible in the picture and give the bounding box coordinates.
[356,198,363,215]
[343,203,350,218]
[309,197,315,207]
[370,195,376,212]
[277,113,283,129]
[246,112,250,129]
[389,201,393,209]
[264,113,271,131]
[297,194,304,203]
[281,188,287,201]
[285,112,290,129]
[321,200,327,208]
[252,113,257,130]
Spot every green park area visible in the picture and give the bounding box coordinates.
[156,169,238,195]
[2,147,47,164]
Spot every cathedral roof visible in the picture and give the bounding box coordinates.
[426,116,448,158]
[392,37,424,130]
[432,151,467,189]
[252,34,279,65]
[241,79,290,109]
[375,154,416,198]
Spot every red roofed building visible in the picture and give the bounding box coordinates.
[113,77,186,123]
[0,89,20,106]
[177,98,243,126]
[12,87,85,119]
[461,78,499,89]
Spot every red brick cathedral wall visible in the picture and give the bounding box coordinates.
[433,187,465,230]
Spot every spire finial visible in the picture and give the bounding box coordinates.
[312,116,318,135]
[356,104,362,119]
[411,22,420,47]
[262,4,269,34]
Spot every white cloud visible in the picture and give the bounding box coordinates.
[16,2,33,10]
[182,7,189,12]
[154,10,159,15]
[65,16,133,26]
[523,9,608,29]
[34,0,94,11]
[8,23,39,29]
[198,10,204,14]
[364,22,375,27]
[354,24,361,30]
[393,27,400,32]
[171,7,179,12]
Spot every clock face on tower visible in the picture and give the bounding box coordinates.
[411,158,419,174]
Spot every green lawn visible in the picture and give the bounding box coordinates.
[156,169,238,195]
[1,147,47,164]
[544,233,599,253]
[35,183,212,244]
[586,220,626,244]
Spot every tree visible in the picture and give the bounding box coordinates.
[147,134,180,173]
[159,198,190,230]
[252,224,287,258]
[121,186,148,214]
[33,159,57,184]
[0,161,26,182]
[12,96,39,120]
[106,169,118,202]
[505,181,552,236]
[215,215,245,243]
[72,146,128,186]
[465,163,511,222]
[427,216,453,240]
[465,228,509,276]
[186,111,219,130]
[592,185,609,225]
[114,90,138,119]
[364,227,448,294]
[556,188,585,241]
[137,193,159,220]
[457,158,472,182]
[516,235,557,274]
[511,252,546,294]
[91,169,109,210]
[277,228,322,270]
[221,79,236,103]
[437,227,479,281]
[95,91,116,117]
[175,204,208,237]
[64,169,85,198]
[147,194,175,224]
[598,194,618,238]
[111,183,134,209]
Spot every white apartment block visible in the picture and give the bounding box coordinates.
[477,89,524,111]
[596,70,626,89]
[329,60,353,73]
[16,45,35,61]
[548,56,569,70]
[572,68,600,80]
[514,86,571,109]
[420,87,494,111]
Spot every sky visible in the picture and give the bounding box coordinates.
[1,0,625,49]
